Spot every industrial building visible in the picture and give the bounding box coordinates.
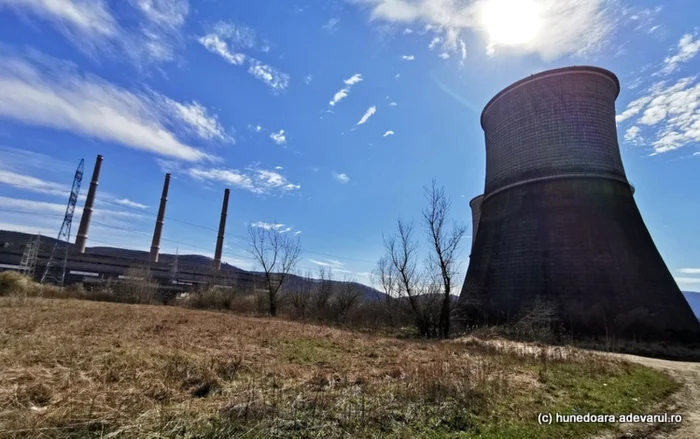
[458,66,700,341]
[0,154,260,298]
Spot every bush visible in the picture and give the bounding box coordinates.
[0,271,61,297]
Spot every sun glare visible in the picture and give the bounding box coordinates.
[482,0,543,47]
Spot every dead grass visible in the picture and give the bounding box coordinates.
[0,298,680,438]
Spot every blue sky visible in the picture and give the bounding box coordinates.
[0,0,698,289]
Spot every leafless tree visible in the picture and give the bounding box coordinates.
[331,276,363,322]
[248,224,302,317]
[312,266,334,318]
[371,256,400,326]
[422,180,468,338]
[288,270,314,319]
[383,219,439,337]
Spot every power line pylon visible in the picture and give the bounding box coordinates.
[41,159,85,286]
[19,234,41,280]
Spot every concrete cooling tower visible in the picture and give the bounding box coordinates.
[458,66,700,341]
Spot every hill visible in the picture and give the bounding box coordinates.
[0,297,679,439]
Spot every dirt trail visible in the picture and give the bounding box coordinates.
[609,354,700,439]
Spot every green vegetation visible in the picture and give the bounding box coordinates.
[0,297,680,439]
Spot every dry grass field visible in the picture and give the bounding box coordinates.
[0,297,680,438]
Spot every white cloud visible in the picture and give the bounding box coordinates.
[0,169,69,197]
[333,172,350,183]
[166,100,229,141]
[679,268,700,275]
[0,53,213,162]
[383,130,394,137]
[675,277,700,284]
[624,126,641,144]
[329,73,363,106]
[401,55,415,60]
[309,259,344,268]
[188,165,301,195]
[305,74,314,84]
[357,0,615,60]
[439,52,450,59]
[660,33,700,75]
[113,198,149,209]
[389,101,398,106]
[251,221,285,230]
[0,0,117,43]
[429,37,441,50]
[0,195,142,222]
[274,166,284,170]
[248,59,290,92]
[198,34,246,65]
[294,231,302,235]
[403,28,413,34]
[270,129,287,145]
[356,106,377,125]
[199,21,289,92]
[0,0,189,66]
[322,17,340,33]
[616,76,700,154]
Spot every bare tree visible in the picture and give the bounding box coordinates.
[371,256,400,327]
[312,266,334,318]
[423,180,468,338]
[331,276,363,322]
[383,219,438,337]
[288,270,314,319]
[248,224,302,317]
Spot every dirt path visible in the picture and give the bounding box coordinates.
[608,354,700,439]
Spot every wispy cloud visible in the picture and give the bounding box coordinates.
[679,268,700,275]
[304,74,314,84]
[329,73,363,107]
[309,259,345,268]
[0,169,69,198]
[250,221,294,234]
[389,101,398,106]
[198,21,289,92]
[356,106,377,125]
[270,129,287,145]
[616,76,700,154]
[675,277,700,284]
[0,0,190,67]
[166,100,230,142]
[401,55,415,60]
[357,0,615,60]
[248,59,290,92]
[188,165,301,195]
[333,172,350,183]
[383,130,394,137]
[659,33,700,75]
[113,198,149,209]
[322,17,340,33]
[0,52,214,162]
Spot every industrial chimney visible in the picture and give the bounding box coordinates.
[150,173,171,263]
[458,66,700,341]
[75,154,103,253]
[212,188,230,271]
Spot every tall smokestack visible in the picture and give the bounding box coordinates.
[213,188,230,271]
[150,173,171,263]
[75,154,103,253]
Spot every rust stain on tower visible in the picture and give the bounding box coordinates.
[213,188,230,271]
[458,66,700,341]
[150,173,171,263]
[75,154,103,253]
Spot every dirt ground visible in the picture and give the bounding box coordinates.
[613,354,700,439]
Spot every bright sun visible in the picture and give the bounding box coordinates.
[482,0,543,47]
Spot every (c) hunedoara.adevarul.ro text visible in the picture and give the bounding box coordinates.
[537,413,683,425]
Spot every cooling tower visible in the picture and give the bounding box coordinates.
[458,66,700,341]
[469,195,484,248]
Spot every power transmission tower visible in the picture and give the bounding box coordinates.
[41,159,85,286]
[170,248,179,284]
[19,234,41,280]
